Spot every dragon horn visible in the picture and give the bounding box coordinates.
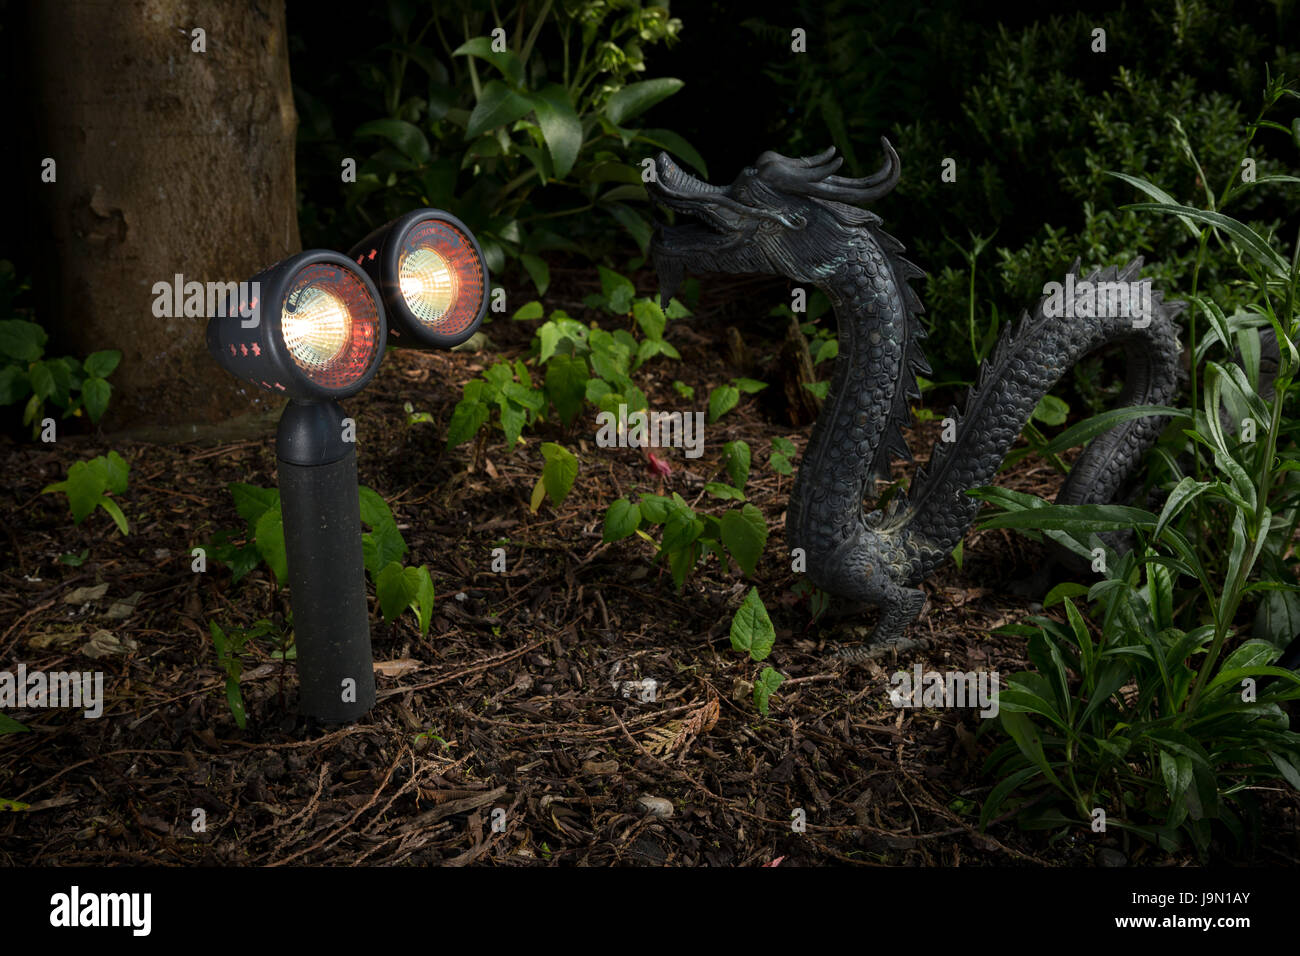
[802,137,901,204]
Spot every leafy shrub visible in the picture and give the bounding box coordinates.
[971,170,1300,856]
[745,1,1300,396]
[602,439,767,589]
[294,0,702,283]
[445,268,689,450]
[0,261,121,437]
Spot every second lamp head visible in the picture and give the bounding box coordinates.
[348,209,488,350]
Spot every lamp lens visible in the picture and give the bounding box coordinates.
[280,263,382,389]
[397,219,484,338]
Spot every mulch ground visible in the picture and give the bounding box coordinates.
[2,265,1297,867]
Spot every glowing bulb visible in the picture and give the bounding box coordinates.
[282,284,352,370]
[399,246,458,324]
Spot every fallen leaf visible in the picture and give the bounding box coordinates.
[104,591,143,620]
[63,583,109,605]
[637,795,674,818]
[373,658,420,678]
[80,630,138,659]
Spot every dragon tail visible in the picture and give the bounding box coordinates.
[877,257,1184,581]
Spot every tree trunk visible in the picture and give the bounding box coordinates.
[26,0,301,434]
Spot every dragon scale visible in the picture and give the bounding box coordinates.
[648,138,1183,647]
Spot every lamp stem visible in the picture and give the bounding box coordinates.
[275,399,375,722]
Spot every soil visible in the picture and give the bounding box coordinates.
[2,264,1296,867]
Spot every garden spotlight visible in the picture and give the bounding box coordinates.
[207,250,384,723]
[348,209,488,349]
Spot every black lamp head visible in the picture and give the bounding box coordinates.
[206,250,386,402]
[348,209,488,349]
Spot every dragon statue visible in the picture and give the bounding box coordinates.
[648,138,1185,655]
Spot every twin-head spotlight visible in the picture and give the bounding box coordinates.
[205,209,488,723]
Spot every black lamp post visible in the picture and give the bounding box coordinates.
[207,250,385,723]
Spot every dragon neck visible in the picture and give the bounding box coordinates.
[788,228,928,558]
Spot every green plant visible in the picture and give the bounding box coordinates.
[446,269,689,451]
[970,166,1300,856]
[706,377,766,424]
[530,441,579,511]
[728,587,784,716]
[297,1,701,283]
[41,450,130,535]
[0,713,30,811]
[207,482,435,638]
[602,440,768,589]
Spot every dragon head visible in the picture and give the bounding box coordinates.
[648,137,901,306]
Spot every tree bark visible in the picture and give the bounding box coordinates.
[26,0,301,434]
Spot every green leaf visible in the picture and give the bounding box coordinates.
[1107,172,1201,241]
[0,713,31,734]
[721,503,768,576]
[1043,582,1089,607]
[597,266,637,314]
[83,349,121,379]
[512,300,544,320]
[466,80,534,140]
[708,385,740,423]
[753,666,785,717]
[0,319,46,362]
[979,502,1157,533]
[81,377,111,422]
[733,377,768,394]
[445,393,491,449]
[453,36,524,87]
[0,364,30,405]
[1031,394,1068,427]
[529,84,583,179]
[632,298,666,340]
[100,451,128,496]
[602,202,652,255]
[704,482,746,501]
[723,439,751,489]
[730,586,776,661]
[355,118,430,164]
[637,494,671,524]
[634,128,708,177]
[540,442,578,507]
[230,482,278,527]
[1125,202,1290,279]
[376,560,419,624]
[603,499,641,542]
[43,460,106,523]
[544,354,588,425]
[519,254,550,296]
[360,487,407,576]
[98,497,128,536]
[28,360,56,400]
[605,78,684,125]
[411,565,435,638]
[998,709,1065,791]
[254,507,287,584]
